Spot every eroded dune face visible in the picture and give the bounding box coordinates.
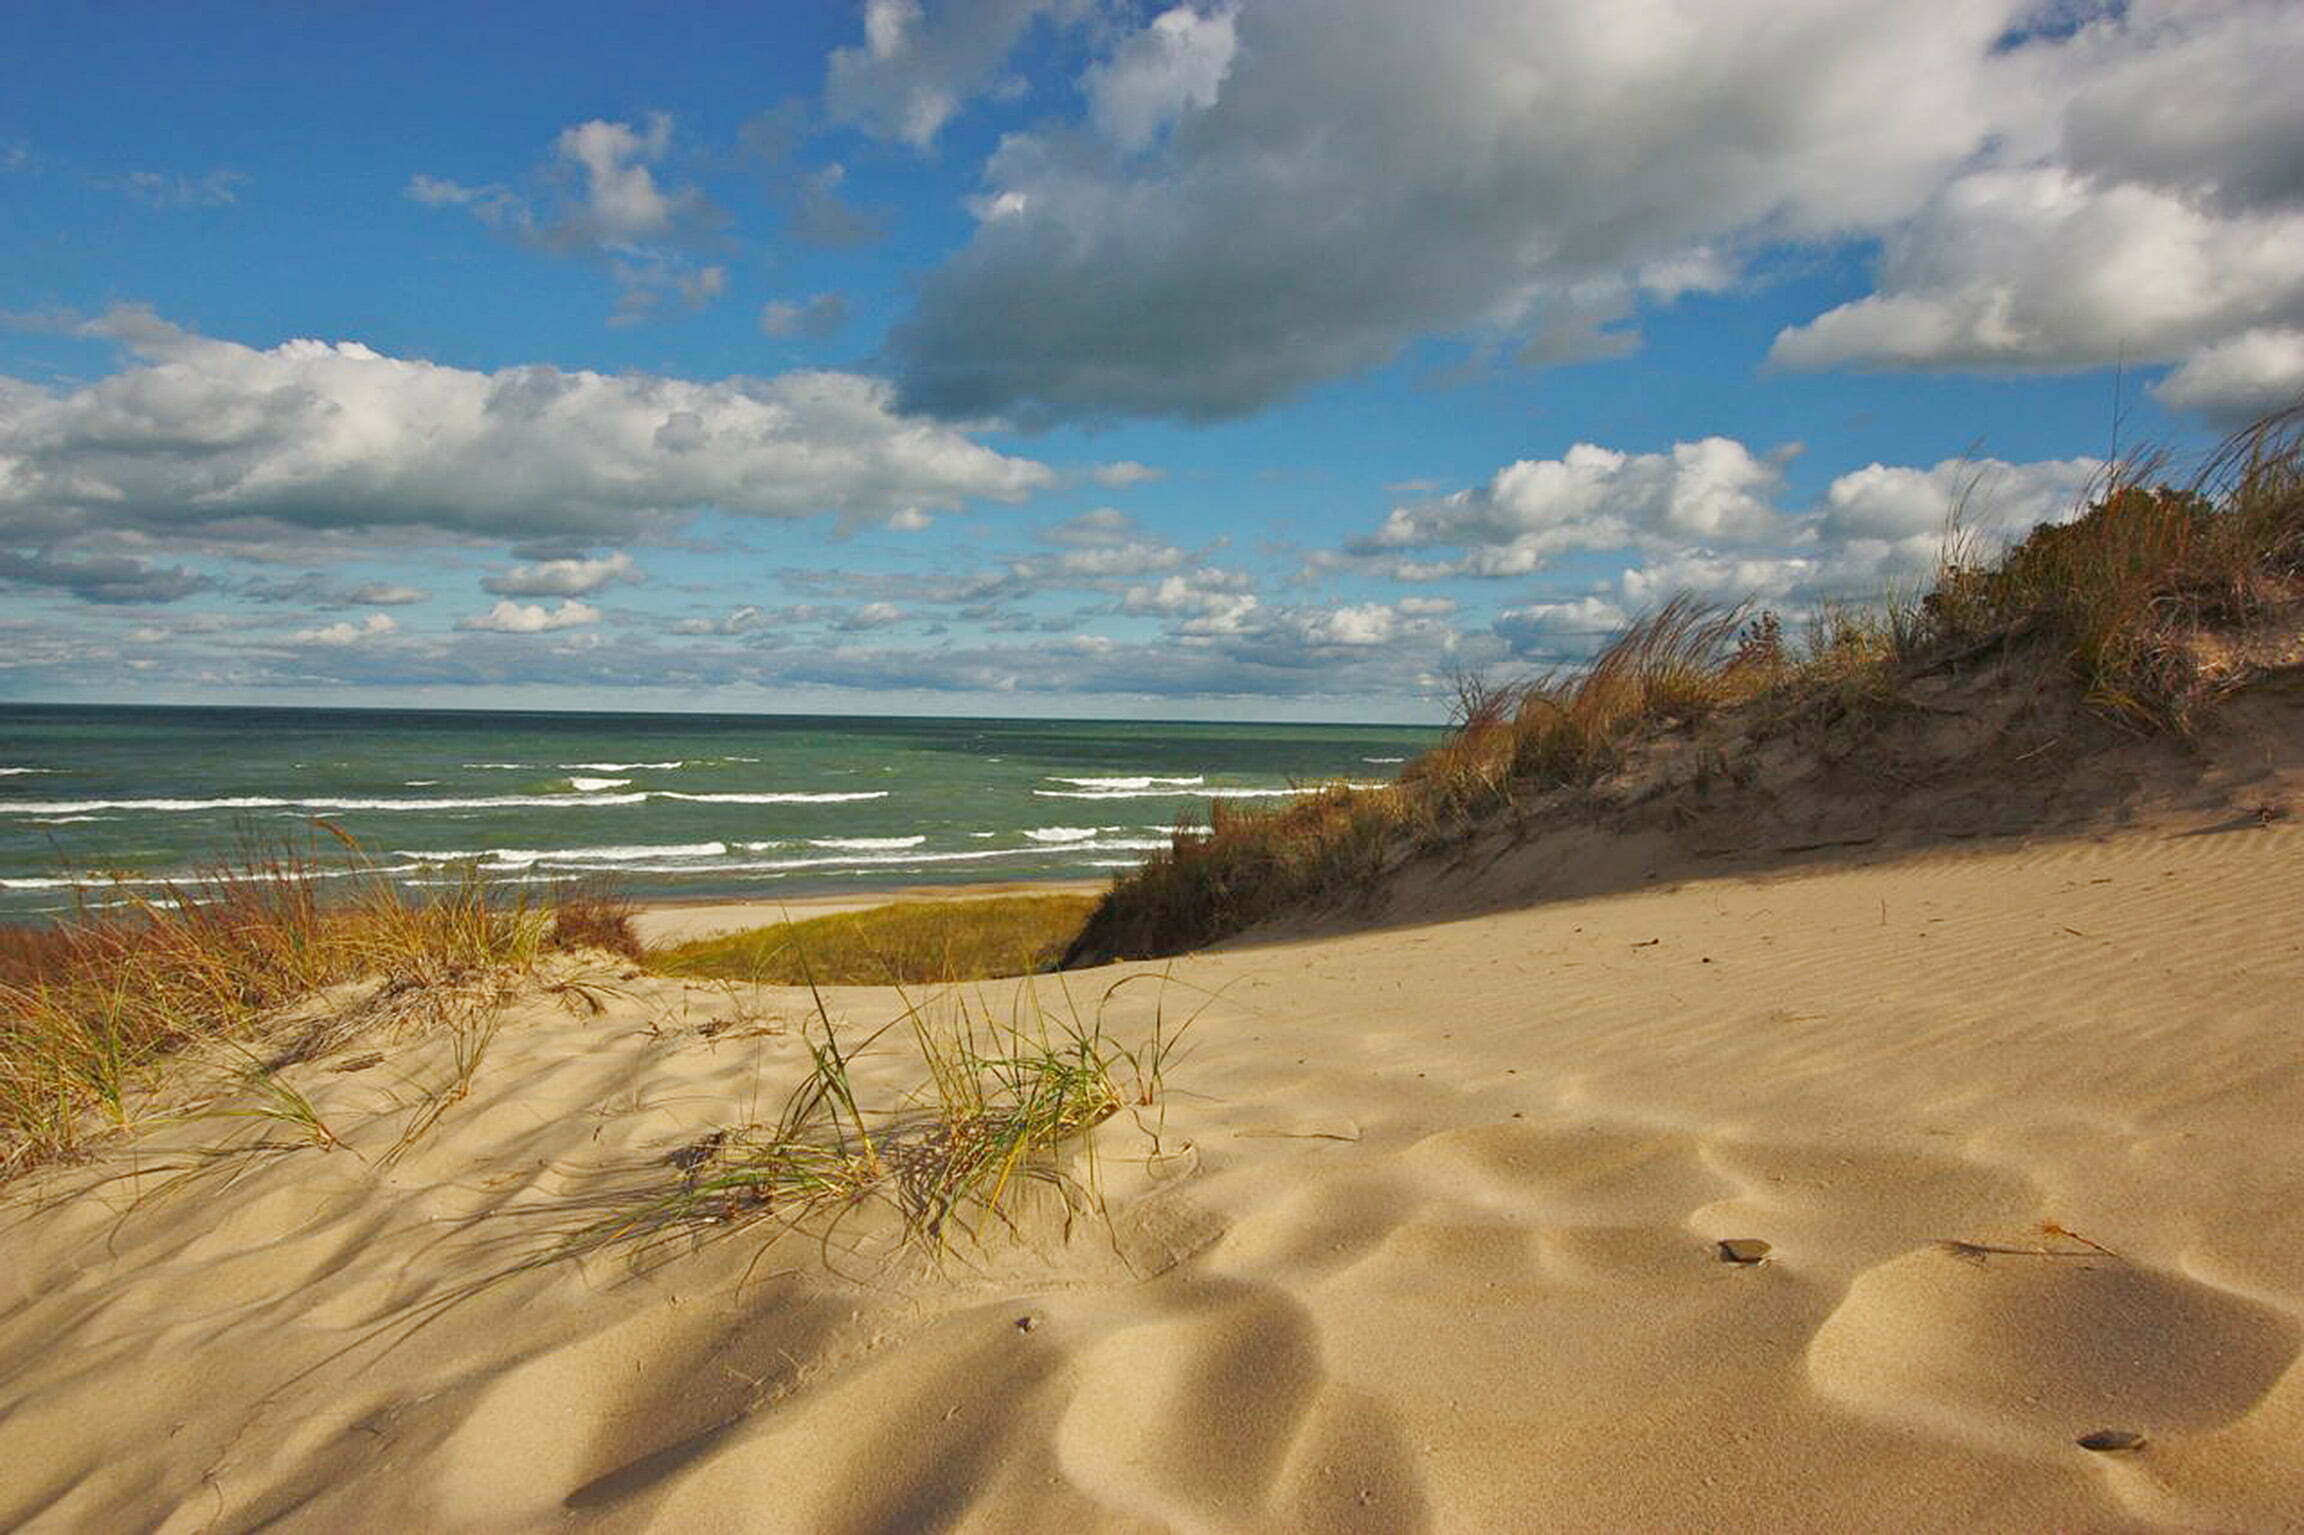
[6,822,2304,1531]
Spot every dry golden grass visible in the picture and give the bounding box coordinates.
[0,836,622,1180]
[648,893,1103,987]
[1069,409,2304,962]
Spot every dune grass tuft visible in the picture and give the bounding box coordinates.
[501,973,1196,1280]
[0,835,615,1180]
[1068,408,2304,963]
[649,892,1102,986]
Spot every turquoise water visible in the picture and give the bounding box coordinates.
[0,704,1439,920]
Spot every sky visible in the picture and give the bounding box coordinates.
[2,0,2299,724]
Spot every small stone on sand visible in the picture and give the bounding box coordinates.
[2076,1429,2147,1453]
[1717,1238,1771,1264]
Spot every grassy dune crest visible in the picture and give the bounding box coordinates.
[1067,409,2304,963]
[0,844,631,1178]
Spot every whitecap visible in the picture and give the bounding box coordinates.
[808,836,927,851]
[0,792,652,815]
[401,841,729,868]
[0,767,57,776]
[1025,826,1099,843]
[655,791,889,805]
[562,760,684,771]
[1048,774,1204,790]
[565,776,632,793]
[1363,756,1407,764]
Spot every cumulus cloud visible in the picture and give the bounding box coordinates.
[1769,2,2304,389]
[760,292,850,339]
[1084,5,1238,152]
[1492,596,1631,658]
[826,0,1085,148]
[889,0,2028,420]
[409,115,726,321]
[348,581,427,605]
[2152,328,2304,423]
[294,613,399,646]
[482,551,642,597]
[876,0,2304,424]
[456,599,601,634]
[0,549,212,604]
[0,309,1056,552]
[1088,460,1164,488]
[1353,438,1787,578]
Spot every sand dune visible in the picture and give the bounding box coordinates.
[5,817,2303,1530]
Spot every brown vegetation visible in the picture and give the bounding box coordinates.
[1065,408,2304,964]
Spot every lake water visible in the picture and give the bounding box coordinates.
[0,703,1439,920]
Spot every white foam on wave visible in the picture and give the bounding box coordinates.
[30,815,107,825]
[1363,756,1406,764]
[562,760,684,771]
[0,767,57,776]
[402,841,730,868]
[657,791,889,805]
[564,776,632,793]
[1033,783,1385,801]
[404,780,441,787]
[3,862,425,892]
[1048,774,1204,790]
[464,762,529,770]
[808,836,927,851]
[0,792,653,815]
[1025,826,1099,843]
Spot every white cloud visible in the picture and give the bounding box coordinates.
[886,0,2304,423]
[0,309,1057,549]
[1088,460,1164,489]
[1085,5,1238,152]
[348,582,427,605]
[2153,328,2304,423]
[760,292,850,339]
[409,115,724,321]
[1354,437,1786,578]
[483,551,642,597]
[891,0,2027,420]
[456,599,600,634]
[1492,596,1631,657]
[834,600,906,631]
[1770,166,2304,372]
[826,0,1084,149]
[295,612,399,646]
[110,169,248,208]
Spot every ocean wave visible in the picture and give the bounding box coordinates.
[401,841,730,868]
[1363,756,1406,764]
[1025,826,1099,843]
[808,836,927,851]
[404,780,441,787]
[3,862,425,892]
[30,814,108,824]
[564,776,632,793]
[1033,783,1383,801]
[0,767,57,776]
[592,839,1164,875]
[0,792,652,815]
[561,760,684,771]
[464,762,530,770]
[1047,774,1204,790]
[656,791,890,805]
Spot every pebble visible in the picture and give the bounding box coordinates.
[2076,1429,2147,1453]
[1716,1238,1772,1265]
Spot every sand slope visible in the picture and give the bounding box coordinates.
[5,819,2304,1530]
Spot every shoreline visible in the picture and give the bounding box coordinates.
[629,875,1113,947]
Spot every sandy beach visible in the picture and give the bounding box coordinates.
[5,809,2302,1530]
[630,877,1115,948]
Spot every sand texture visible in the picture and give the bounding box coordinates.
[5,819,2304,1530]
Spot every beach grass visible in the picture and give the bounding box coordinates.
[647,892,1103,987]
[1068,407,2304,962]
[0,837,616,1179]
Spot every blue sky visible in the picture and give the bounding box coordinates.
[3,0,2298,722]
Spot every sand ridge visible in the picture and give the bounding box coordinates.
[4,820,2303,1529]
